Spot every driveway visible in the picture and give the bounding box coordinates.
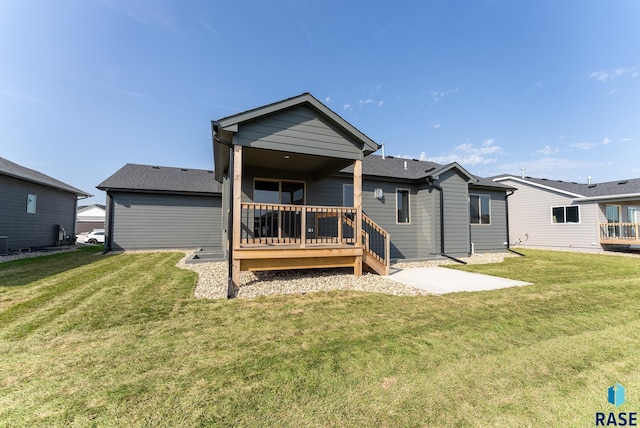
[386,266,531,294]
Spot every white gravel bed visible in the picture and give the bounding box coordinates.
[177,251,521,300]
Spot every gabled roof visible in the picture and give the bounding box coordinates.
[341,155,513,190]
[78,204,106,211]
[493,174,640,200]
[0,156,90,197]
[97,164,222,195]
[214,92,380,154]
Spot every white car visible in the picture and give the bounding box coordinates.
[86,230,106,244]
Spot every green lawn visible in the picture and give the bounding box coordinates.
[1,247,639,427]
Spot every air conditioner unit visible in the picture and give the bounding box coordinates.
[374,188,384,199]
[0,236,8,256]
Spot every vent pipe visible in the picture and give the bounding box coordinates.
[521,167,525,179]
[404,160,408,170]
[381,143,385,160]
[587,176,592,185]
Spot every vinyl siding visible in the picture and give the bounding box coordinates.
[235,105,363,160]
[500,179,599,249]
[469,190,508,252]
[437,170,470,257]
[0,174,77,249]
[110,192,222,251]
[416,183,438,255]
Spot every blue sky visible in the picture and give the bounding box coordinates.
[1,0,639,205]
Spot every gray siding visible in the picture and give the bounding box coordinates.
[500,179,599,249]
[110,192,222,251]
[236,105,363,160]
[0,174,77,249]
[416,183,438,256]
[436,170,471,257]
[469,190,508,252]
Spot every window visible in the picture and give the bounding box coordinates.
[627,207,636,223]
[26,194,37,213]
[343,184,354,207]
[470,194,491,224]
[552,206,580,223]
[253,179,304,205]
[396,189,410,223]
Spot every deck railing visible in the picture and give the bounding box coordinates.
[240,203,357,246]
[362,213,390,267]
[599,222,640,241]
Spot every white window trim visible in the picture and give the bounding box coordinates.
[253,178,306,205]
[470,193,491,226]
[342,183,354,207]
[26,194,37,214]
[395,188,411,224]
[550,205,581,224]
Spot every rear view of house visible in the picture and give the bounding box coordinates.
[0,157,90,253]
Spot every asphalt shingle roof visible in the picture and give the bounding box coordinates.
[0,157,90,196]
[493,174,640,198]
[341,155,513,189]
[97,164,222,194]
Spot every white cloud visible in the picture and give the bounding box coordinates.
[358,98,384,108]
[569,142,596,150]
[324,96,331,103]
[433,123,441,129]
[620,138,632,142]
[589,67,638,82]
[568,137,611,150]
[492,157,611,181]
[419,138,503,166]
[0,85,45,104]
[431,87,459,103]
[538,145,559,155]
[343,104,351,110]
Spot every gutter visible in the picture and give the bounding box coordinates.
[214,135,235,299]
[426,176,467,265]
[573,192,640,202]
[103,192,115,254]
[505,190,525,257]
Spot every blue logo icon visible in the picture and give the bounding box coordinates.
[608,383,625,407]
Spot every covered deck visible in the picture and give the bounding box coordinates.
[212,93,389,293]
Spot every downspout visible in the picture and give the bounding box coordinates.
[505,190,525,257]
[426,176,467,264]
[214,134,235,299]
[103,192,115,254]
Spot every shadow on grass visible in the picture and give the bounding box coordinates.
[0,246,109,287]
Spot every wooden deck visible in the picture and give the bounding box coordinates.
[599,222,640,245]
[235,244,363,272]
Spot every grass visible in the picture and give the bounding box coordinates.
[1,247,639,426]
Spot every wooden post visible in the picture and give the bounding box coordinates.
[232,145,243,287]
[300,206,306,248]
[354,159,363,276]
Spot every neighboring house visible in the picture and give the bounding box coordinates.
[0,157,90,252]
[493,174,640,250]
[97,164,223,252]
[76,204,106,233]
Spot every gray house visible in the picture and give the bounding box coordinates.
[97,163,223,252]
[76,204,106,234]
[211,93,513,286]
[493,174,640,250]
[98,93,513,286]
[0,157,90,252]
